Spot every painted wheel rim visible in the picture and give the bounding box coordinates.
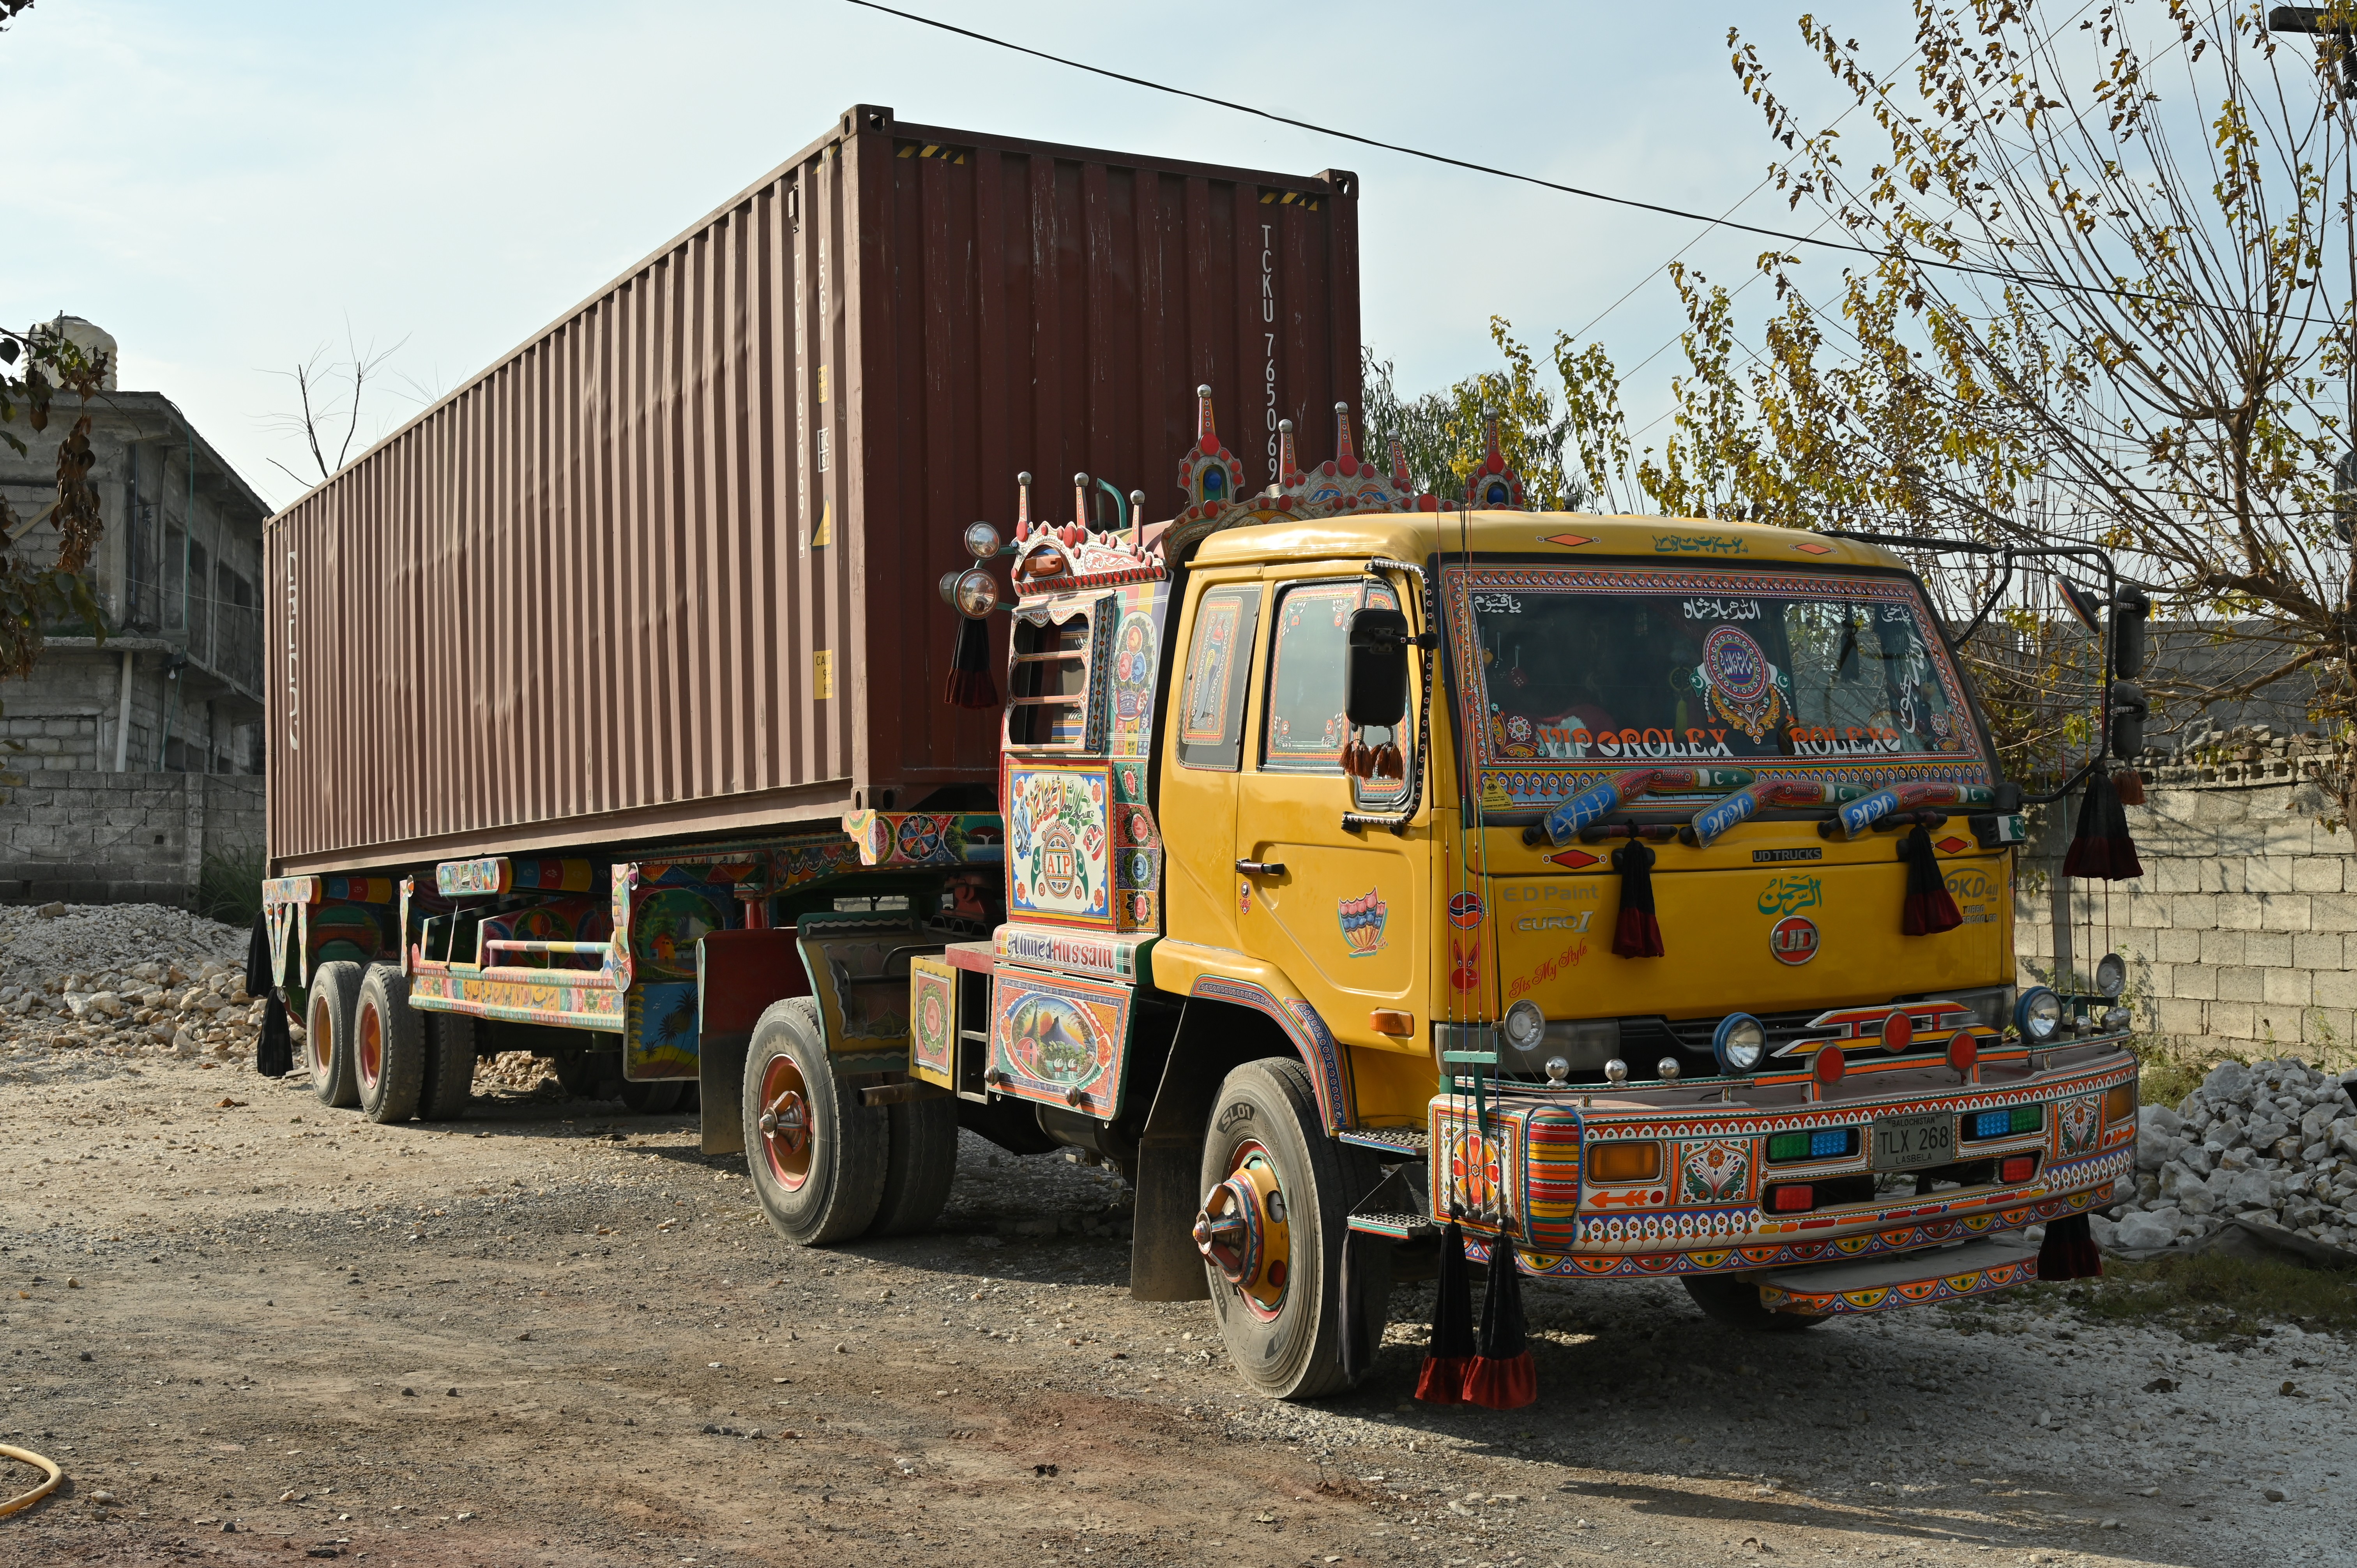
[1193,1139,1291,1323]
[757,1052,814,1192]
[357,1003,382,1092]
[309,994,333,1077]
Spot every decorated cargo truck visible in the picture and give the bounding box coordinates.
[260,104,2144,1407]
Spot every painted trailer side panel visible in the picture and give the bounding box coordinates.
[266,105,1360,876]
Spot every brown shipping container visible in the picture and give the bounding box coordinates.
[267,104,1361,874]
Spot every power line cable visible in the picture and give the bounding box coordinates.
[843,0,2343,323]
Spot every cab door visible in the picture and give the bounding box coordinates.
[1235,576,1426,1048]
[1159,576,1265,951]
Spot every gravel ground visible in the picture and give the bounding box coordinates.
[0,918,2351,1563]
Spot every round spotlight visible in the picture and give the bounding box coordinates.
[1813,1044,1847,1088]
[1502,999,1546,1056]
[2016,986,2062,1042]
[1603,1058,1630,1085]
[1656,1056,1682,1082]
[1712,1014,1766,1075]
[2096,952,2127,999]
[951,566,1001,619]
[938,569,964,606]
[1881,1009,1915,1054]
[962,521,1003,560]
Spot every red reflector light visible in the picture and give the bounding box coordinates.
[2000,1155,2036,1184]
[1770,1184,1815,1212]
[1814,1045,1846,1086]
[1946,1030,1981,1074]
[1882,1009,1914,1054]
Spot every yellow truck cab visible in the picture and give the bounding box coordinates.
[808,394,2138,1400]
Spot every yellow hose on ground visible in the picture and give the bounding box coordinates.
[0,1444,61,1518]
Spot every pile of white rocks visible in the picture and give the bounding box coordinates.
[0,901,259,1063]
[2101,1057,2357,1252]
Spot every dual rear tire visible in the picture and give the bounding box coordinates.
[330,964,475,1125]
[740,997,955,1245]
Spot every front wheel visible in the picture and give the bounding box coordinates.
[1196,1058,1391,1401]
[1682,1273,1830,1331]
[741,997,887,1245]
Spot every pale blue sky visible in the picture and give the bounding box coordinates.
[2,0,1911,509]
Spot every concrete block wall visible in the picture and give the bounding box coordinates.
[2016,775,2357,1059]
[0,772,263,906]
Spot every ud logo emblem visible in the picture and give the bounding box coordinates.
[1769,913,1819,966]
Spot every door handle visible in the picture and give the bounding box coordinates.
[1234,859,1287,878]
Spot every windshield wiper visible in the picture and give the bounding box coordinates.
[1523,765,1755,848]
[1682,778,1873,849]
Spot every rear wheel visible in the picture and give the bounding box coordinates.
[356,966,426,1125]
[549,1046,603,1099]
[1682,1273,1830,1331]
[742,997,886,1245]
[868,1093,958,1237]
[306,962,363,1109]
[418,1012,476,1121]
[1197,1058,1391,1401]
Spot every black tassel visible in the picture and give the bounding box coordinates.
[2037,1212,2103,1280]
[256,994,294,1077]
[1415,1219,1476,1404]
[1462,1234,1536,1409]
[244,910,275,996]
[1610,840,1664,957]
[944,614,996,709]
[1900,824,1963,935]
[2063,769,2143,881]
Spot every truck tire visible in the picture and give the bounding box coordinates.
[868,1094,958,1237]
[742,997,885,1245]
[618,1079,685,1115]
[1682,1274,1829,1332]
[1198,1058,1391,1401]
[305,961,363,1109]
[550,1045,601,1099]
[355,965,426,1125]
[418,1011,476,1121]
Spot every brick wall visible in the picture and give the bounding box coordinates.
[0,772,263,906]
[2016,773,2357,1060]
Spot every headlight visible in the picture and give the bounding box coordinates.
[2096,953,2127,999]
[1712,1013,1766,1074]
[2016,986,2062,1041]
[1502,999,1546,1054]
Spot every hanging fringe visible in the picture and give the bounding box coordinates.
[256,994,294,1077]
[944,614,996,709]
[1461,1234,1537,1409]
[1900,824,1964,936]
[2062,769,2143,881]
[1610,840,1664,957]
[1414,1219,1476,1404]
[2036,1212,2104,1280]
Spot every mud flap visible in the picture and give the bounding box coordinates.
[699,1033,749,1155]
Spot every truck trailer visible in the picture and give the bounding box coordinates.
[263,106,2138,1403]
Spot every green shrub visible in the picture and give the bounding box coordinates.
[194,843,265,930]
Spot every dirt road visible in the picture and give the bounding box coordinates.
[3,1044,2348,1567]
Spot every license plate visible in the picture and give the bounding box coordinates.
[1870,1111,1954,1171]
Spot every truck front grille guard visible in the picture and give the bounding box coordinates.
[1343,556,1433,838]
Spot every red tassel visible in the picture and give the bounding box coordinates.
[1462,1233,1537,1410]
[1899,825,1963,936]
[2063,769,2143,881]
[1461,1352,1537,1410]
[1610,841,1665,958]
[944,614,996,710]
[2036,1212,2104,1280]
[1416,1220,1477,1404]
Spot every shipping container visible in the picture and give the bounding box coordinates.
[266,104,1362,874]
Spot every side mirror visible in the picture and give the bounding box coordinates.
[2112,588,2149,680]
[1345,607,1411,727]
[2110,679,2149,760]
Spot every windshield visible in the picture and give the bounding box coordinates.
[1442,562,1991,814]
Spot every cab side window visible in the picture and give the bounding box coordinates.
[1263,579,1408,805]
[1176,585,1263,771]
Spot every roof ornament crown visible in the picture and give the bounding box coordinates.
[1463,416,1528,510]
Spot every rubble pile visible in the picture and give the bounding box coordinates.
[0,901,258,1063]
[2103,1057,2357,1252]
